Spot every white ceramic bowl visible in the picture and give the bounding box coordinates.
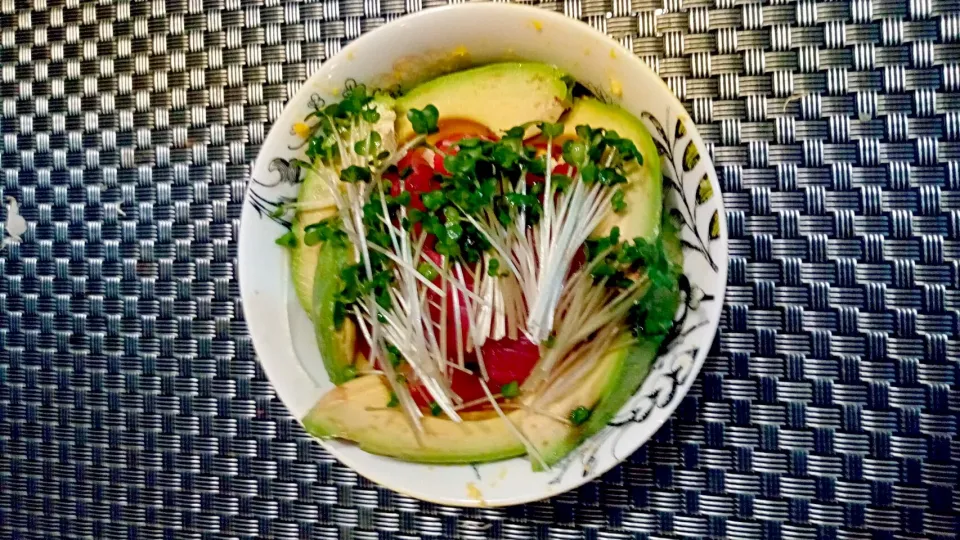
[239,3,728,507]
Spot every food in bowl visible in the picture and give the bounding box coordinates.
[274,62,681,469]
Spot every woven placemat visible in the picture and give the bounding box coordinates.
[2,0,959,538]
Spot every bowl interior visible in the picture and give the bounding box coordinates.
[238,3,727,506]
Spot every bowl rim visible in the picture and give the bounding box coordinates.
[239,1,728,507]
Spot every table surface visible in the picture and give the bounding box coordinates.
[2,0,959,538]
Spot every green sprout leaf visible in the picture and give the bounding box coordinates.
[391,190,412,206]
[612,189,627,213]
[492,139,522,168]
[457,137,481,149]
[275,230,297,248]
[445,222,463,241]
[353,132,382,155]
[504,126,526,139]
[361,107,381,123]
[408,105,440,135]
[422,190,447,211]
[418,261,439,280]
[562,140,587,168]
[591,262,617,278]
[500,381,519,398]
[575,125,597,142]
[386,344,403,367]
[580,162,598,183]
[540,121,564,139]
[303,218,346,247]
[341,165,372,183]
[570,406,591,425]
[303,226,323,246]
[598,168,627,187]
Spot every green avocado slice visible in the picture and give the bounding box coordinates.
[535,340,658,469]
[395,62,569,141]
[571,221,683,439]
[291,169,338,314]
[536,224,682,468]
[561,97,662,241]
[302,345,629,466]
[312,239,357,385]
[303,374,527,464]
[292,172,358,385]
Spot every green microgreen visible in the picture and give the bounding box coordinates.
[275,230,297,248]
[408,105,440,135]
[612,189,627,213]
[390,190,412,207]
[540,121,564,139]
[417,262,439,280]
[562,140,587,167]
[354,132,382,155]
[303,218,347,247]
[298,82,667,428]
[580,162,598,183]
[386,344,403,367]
[341,165,372,183]
[500,380,519,398]
[570,406,591,425]
[598,168,627,187]
[583,225,682,341]
[422,190,447,211]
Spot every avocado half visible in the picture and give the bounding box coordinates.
[394,62,569,141]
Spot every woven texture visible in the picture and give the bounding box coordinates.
[2,0,959,538]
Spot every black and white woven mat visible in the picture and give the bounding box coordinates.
[2,0,959,538]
